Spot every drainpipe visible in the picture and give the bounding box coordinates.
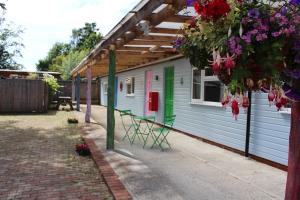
[245,91,252,157]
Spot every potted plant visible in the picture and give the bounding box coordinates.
[177,0,300,199]
[75,141,91,156]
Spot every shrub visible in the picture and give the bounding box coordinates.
[68,118,78,124]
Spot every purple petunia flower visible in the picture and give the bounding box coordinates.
[291,70,300,79]
[284,69,300,79]
[228,36,243,55]
[295,54,300,64]
[248,9,260,19]
[256,34,263,41]
[235,45,243,55]
[293,41,300,50]
[272,32,281,37]
[290,0,300,5]
[186,0,195,6]
[174,37,184,49]
[250,29,258,35]
[280,7,288,15]
[275,13,282,18]
[282,83,300,101]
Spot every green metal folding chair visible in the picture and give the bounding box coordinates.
[119,110,136,143]
[151,115,176,150]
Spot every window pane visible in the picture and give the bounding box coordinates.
[204,81,223,102]
[127,83,131,94]
[193,70,201,99]
[104,84,108,93]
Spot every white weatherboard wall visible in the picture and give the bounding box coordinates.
[250,93,290,165]
[100,58,291,166]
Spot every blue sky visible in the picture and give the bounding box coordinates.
[5,0,141,71]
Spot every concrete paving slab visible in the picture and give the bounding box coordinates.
[77,105,286,200]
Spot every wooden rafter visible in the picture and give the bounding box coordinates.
[150,27,183,34]
[71,0,188,78]
[126,39,174,46]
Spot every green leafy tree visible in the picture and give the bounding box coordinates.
[60,49,88,80]
[36,42,70,71]
[0,4,24,70]
[70,22,102,51]
[36,22,102,75]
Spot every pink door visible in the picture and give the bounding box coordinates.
[144,70,153,116]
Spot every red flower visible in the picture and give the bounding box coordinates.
[231,99,239,120]
[268,90,276,106]
[242,96,249,108]
[194,0,231,20]
[212,62,221,74]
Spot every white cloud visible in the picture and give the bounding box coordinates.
[5,0,140,71]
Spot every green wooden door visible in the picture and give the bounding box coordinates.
[164,67,174,122]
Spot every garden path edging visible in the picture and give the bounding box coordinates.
[83,137,132,200]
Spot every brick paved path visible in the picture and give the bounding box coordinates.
[0,112,113,200]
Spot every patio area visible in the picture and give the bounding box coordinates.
[0,111,113,200]
[79,105,287,200]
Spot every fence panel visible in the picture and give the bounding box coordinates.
[0,79,48,113]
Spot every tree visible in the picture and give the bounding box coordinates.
[0,4,24,70]
[36,22,102,76]
[178,1,300,199]
[36,42,70,71]
[60,50,88,80]
[70,22,102,51]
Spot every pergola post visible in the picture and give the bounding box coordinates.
[76,74,81,111]
[107,46,116,150]
[72,79,75,101]
[85,66,92,123]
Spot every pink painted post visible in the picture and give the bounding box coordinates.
[85,67,92,123]
[145,71,153,116]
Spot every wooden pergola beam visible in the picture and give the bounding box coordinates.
[71,0,187,77]
[137,35,177,41]
[88,0,170,59]
[150,27,183,34]
[164,15,189,23]
[126,39,173,46]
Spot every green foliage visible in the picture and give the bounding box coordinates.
[36,42,70,71]
[49,49,88,80]
[42,74,60,94]
[70,22,102,51]
[26,73,38,80]
[61,50,88,80]
[0,6,24,70]
[67,118,78,124]
[36,22,102,78]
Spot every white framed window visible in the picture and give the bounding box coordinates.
[103,83,108,95]
[191,68,224,106]
[126,77,135,96]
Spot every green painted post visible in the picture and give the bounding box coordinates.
[107,47,116,150]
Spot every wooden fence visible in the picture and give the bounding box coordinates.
[54,80,99,105]
[0,79,48,113]
[78,80,100,104]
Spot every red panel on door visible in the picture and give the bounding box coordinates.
[149,92,159,111]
